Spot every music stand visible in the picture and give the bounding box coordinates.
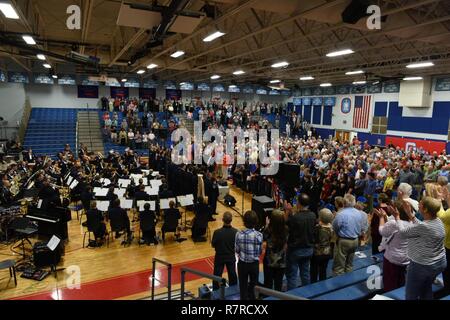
[9,217,38,259]
[47,235,64,278]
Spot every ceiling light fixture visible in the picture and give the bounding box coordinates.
[406,62,434,69]
[345,70,364,75]
[122,79,127,82]
[203,31,225,42]
[22,35,36,45]
[137,70,145,74]
[43,63,51,69]
[326,49,354,57]
[52,75,58,79]
[353,81,366,85]
[270,80,281,84]
[211,75,221,80]
[300,76,314,81]
[147,63,158,69]
[403,76,423,81]
[271,61,289,68]
[233,70,245,75]
[320,83,332,87]
[0,1,19,19]
[36,54,46,60]
[171,51,185,58]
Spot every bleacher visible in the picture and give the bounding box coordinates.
[23,108,77,157]
[99,110,180,155]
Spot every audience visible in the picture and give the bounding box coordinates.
[310,208,334,283]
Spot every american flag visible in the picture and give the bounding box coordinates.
[353,95,372,129]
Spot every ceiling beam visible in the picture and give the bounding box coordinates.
[150,0,349,75]
[132,0,260,71]
[80,0,95,55]
[108,28,146,67]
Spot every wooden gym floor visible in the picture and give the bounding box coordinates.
[0,185,251,300]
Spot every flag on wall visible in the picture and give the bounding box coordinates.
[353,95,372,129]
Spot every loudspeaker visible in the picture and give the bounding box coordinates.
[251,196,275,230]
[33,242,61,268]
[342,0,372,24]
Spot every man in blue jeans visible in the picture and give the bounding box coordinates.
[285,194,317,290]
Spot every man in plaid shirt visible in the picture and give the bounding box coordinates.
[235,210,263,300]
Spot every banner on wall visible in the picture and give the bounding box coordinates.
[351,85,367,94]
[312,87,323,96]
[323,86,335,95]
[256,87,268,95]
[111,87,129,99]
[302,97,312,106]
[139,88,156,100]
[197,83,210,91]
[269,89,280,95]
[166,89,182,100]
[385,136,446,154]
[33,73,55,85]
[383,81,400,93]
[8,72,29,83]
[302,88,312,96]
[312,97,323,105]
[293,97,302,106]
[212,84,225,92]
[435,77,450,91]
[78,85,99,99]
[242,85,254,94]
[229,85,240,93]
[281,89,291,96]
[336,85,350,95]
[80,76,99,86]
[367,83,382,94]
[124,78,140,88]
[58,74,77,85]
[324,97,336,107]
[180,82,194,91]
[0,70,6,83]
[164,81,177,89]
[142,80,158,88]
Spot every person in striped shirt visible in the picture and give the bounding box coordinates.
[396,197,447,300]
[235,210,263,300]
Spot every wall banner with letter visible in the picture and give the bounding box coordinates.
[139,88,156,100]
[435,77,450,91]
[197,83,210,91]
[33,73,55,85]
[8,72,29,83]
[110,87,129,99]
[383,81,400,93]
[58,74,77,85]
[78,85,99,99]
[324,97,336,107]
[166,89,182,100]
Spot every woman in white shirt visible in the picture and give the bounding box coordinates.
[375,201,413,292]
[127,129,135,149]
[142,132,148,149]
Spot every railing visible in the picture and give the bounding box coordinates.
[75,111,79,159]
[18,98,32,144]
[254,286,308,300]
[151,258,173,300]
[180,267,227,300]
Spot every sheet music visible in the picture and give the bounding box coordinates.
[144,186,159,196]
[114,188,127,197]
[66,176,73,186]
[37,199,43,209]
[141,170,150,175]
[47,235,61,252]
[94,188,109,197]
[96,201,110,212]
[151,171,160,177]
[371,295,394,300]
[118,179,131,188]
[100,178,111,186]
[160,198,176,210]
[150,180,163,188]
[177,194,194,207]
[120,199,134,209]
[69,180,79,190]
[137,201,156,211]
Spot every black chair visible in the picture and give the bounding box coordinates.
[0,260,17,287]
[83,213,110,248]
[109,215,132,246]
[8,217,38,258]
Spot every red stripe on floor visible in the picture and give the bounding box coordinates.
[11,256,214,300]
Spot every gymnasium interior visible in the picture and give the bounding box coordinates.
[0,0,450,302]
